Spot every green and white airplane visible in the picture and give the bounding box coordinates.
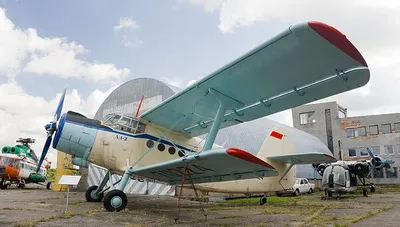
[36,21,370,212]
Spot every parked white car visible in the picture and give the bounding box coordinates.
[292,178,315,196]
[275,178,315,197]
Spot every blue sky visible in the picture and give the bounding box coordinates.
[1,0,400,164]
[1,0,289,99]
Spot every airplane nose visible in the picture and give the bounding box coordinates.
[52,112,98,167]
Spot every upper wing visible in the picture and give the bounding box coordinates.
[141,21,370,137]
[130,148,278,185]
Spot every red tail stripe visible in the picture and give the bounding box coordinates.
[270,131,283,140]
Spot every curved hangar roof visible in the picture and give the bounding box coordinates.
[94,77,317,178]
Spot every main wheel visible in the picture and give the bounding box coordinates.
[103,189,127,212]
[85,185,104,202]
[46,182,52,190]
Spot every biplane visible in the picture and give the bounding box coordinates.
[36,21,370,211]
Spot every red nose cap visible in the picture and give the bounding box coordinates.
[308,21,368,67]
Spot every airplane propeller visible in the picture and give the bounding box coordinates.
[366,148,394,169]
[36,88,67,172]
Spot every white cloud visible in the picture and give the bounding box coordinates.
[114,17,140,31]
[114,17,142,47]
[0,8,130,83]
[0,81,118,168]
[183,0,400,124]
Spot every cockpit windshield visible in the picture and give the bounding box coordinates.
[103,113,146,134]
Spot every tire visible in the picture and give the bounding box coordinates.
[259,197,267,205]
[294,189,300,196]
[103,189,128,212]
[370,185,375,193]
[308,188,313,194]
[46,182,52,190]
[85,185,104,202]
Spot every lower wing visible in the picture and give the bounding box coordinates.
[130,148,278,185]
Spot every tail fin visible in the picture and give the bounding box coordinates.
[256,125,336,189]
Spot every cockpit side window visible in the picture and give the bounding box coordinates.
[103,113,146,134]
[136,122,146,134]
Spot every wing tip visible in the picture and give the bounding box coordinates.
[307,21,368,68]
[226,148,275,169]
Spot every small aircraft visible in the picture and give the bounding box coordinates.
[0,138,52,189]
[36,21,370,211]
[313,148,395,199]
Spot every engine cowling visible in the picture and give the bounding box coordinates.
[313,164,327,176]
[353,162,370,177]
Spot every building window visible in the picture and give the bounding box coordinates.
[397,145,400,154]
[369,125,378,135]
[348,148,357,157]
[299,111,315,125]
[384,145,394,155]
[357,126,366,136]
[359,148,369,157]
[373,168,384,178]
[395,122,400,133]
[386,167,398,178]
[346,128,355,138]
[382,123,392,134]
[370,146,380,155]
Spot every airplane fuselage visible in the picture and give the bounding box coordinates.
[52,111,335,194]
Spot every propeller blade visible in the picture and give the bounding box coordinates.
[366,147,375,159]
[36,136,52,172]
[53,87,67,122]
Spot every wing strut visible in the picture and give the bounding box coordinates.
[278,162,295,190]
[202,88,243,151]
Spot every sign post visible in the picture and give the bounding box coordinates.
[58,175,82,212]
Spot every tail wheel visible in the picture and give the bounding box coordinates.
[85,185,104,202]
[103,189,127,212]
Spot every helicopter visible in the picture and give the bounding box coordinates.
[313,147,394,200]
[0,138,52,189]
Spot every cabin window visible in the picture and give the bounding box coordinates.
[382,123,391,134]
[168,147,176,155]
[369,125,378,135]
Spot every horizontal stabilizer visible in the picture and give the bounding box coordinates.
[267,152,336,165]
[131,148,279,185]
